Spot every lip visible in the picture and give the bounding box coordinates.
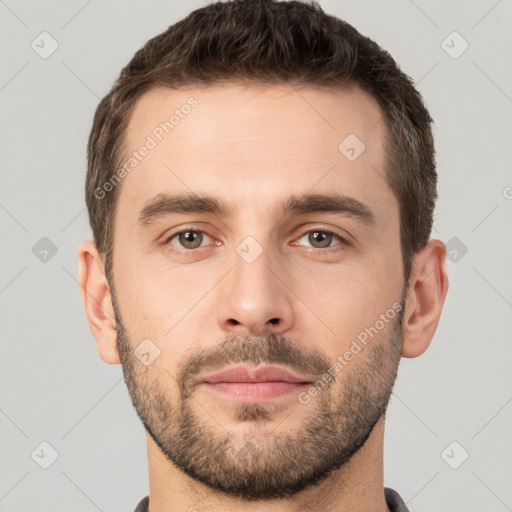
[196,365,313,402]
[199,365,312,384]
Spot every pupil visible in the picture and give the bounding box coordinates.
[181,231,201,248]
[311,231,331,248]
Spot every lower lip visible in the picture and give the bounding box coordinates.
[199,381,310,401]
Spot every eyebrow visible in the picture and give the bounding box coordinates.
[137,192,376,228]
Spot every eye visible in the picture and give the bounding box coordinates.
[162,226,349,255]
[165,229,212,250]
[295,229,349,251]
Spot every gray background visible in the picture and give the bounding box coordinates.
[1,0,511,511]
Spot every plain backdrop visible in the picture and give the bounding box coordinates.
[1,1,511,511]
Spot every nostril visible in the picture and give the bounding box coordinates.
[268,318,279,325]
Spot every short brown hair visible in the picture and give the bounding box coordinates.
[86,0,436,285]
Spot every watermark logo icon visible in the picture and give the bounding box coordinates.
[31,441,59,469]
[31,32,59,59]
[338,134,366,162]
[445,236,468,263]
[32,237,58,263]
[236,236,264,264]
[441,31,469,59]
[134,338,161,366]
[441,441,469,469]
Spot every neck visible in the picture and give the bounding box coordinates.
[145,416,390,512]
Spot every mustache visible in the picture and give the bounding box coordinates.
[177,332,332,397]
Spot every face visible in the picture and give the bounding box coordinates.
[110,83,407,498]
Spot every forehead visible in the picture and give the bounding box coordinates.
[117,82,394,227]
[125,83,384,156]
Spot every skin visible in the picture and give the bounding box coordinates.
[78,83,449,512]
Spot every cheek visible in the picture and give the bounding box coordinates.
[290,264,387,349]
[114,250,197,324]
[114,264,215,362]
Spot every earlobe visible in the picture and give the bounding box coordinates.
[401,239,449,358]
[77,240,121,365]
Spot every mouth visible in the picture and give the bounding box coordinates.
[196,365,313,402]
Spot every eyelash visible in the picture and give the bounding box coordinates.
[163,226,350,255]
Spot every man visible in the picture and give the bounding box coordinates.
[78,1,449,510]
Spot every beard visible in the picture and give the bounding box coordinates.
[112,287,406,501]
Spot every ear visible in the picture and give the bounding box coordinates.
[77,240,120,365]
[401,239,449,358]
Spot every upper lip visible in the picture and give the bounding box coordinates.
[198,365,313,384]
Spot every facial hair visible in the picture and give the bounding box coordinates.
[112,286,405,501]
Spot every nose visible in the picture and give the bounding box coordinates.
[217,242,295,336]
